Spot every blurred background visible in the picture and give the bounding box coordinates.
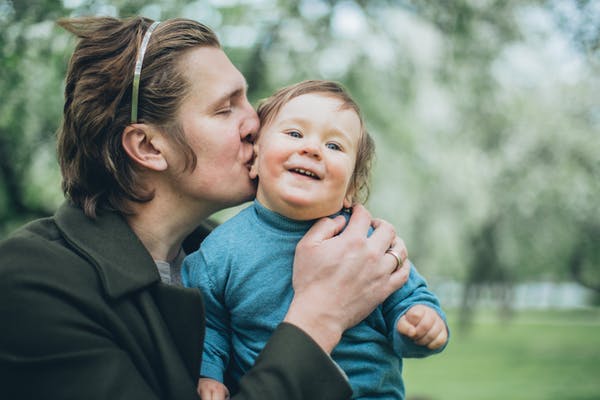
[1,0,598,398]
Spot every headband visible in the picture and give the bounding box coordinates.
[131,21,160,123]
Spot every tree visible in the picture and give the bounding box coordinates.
[1,0,598,311]
[0,0,68,234]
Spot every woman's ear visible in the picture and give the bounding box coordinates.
[122,124,168,171]
[249,143,260,179]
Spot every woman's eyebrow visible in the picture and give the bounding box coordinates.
[210,89,240,108]
[207,81,248,110]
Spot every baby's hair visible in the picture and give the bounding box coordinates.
[257,80,375,204]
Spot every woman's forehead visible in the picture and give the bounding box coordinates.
[179,46,247,109]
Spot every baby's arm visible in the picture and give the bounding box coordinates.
[197,377,230,400]
[396,304,448,350]
[381,263,449,357]
[182,248,232,382]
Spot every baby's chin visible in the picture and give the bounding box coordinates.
[278,202,344,221]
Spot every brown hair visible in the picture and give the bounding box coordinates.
[57,17,220,217]
[256,80,375,204]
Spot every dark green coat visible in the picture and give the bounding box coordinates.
[0,202,351,399]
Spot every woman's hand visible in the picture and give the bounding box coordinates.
[284,204,410,353]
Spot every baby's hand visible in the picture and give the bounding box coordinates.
[197,377,230,400]
[396,304,448,350]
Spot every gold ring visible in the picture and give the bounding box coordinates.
[385,248,402,269]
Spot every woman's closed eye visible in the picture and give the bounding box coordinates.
[216,107,232,115]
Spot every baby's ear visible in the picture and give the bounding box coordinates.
[249,143,259,179]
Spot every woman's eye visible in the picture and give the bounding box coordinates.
[287,130,302,138]
[326,142,342,151]
[217,108,232,115]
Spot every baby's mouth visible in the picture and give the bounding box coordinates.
[290,168,320,180]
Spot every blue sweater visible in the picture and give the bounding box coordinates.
[182,200,446,399]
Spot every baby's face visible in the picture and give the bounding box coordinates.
[250,93,361,220]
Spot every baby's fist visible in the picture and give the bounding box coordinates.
[396,304,448,350]
[197,377,230,400]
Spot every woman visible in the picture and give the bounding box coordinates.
[0,17,409,399]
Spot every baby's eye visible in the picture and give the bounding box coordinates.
[286,130,302,138]
[326,142,342,151]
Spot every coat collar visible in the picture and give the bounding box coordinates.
[54,201,159,298]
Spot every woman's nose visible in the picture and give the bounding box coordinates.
[240,103,260,143]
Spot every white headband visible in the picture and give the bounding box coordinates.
[130,21,160,123]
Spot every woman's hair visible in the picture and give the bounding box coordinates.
[57,17,220,217]
[256,80,375,204]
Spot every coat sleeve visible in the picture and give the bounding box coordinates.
[234,323,352,400]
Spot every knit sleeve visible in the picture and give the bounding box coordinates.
[182,246,231,382]
[381,263,449,358]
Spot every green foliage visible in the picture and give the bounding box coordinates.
[1,0,598,300]
[0,0,68,232]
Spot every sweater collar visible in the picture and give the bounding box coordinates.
[252,200,315,235]
[54,201,159,298]
[252,200,347,235]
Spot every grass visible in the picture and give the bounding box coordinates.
[403,308,600,400]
